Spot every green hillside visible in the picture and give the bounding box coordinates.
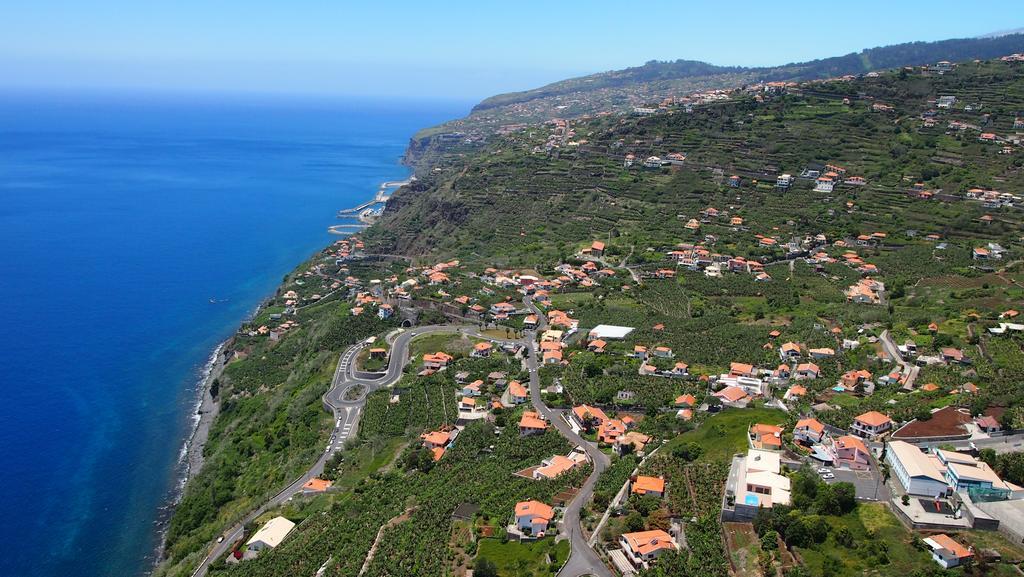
[372,58,1024,264]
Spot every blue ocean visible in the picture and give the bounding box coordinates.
[0,92,465,577]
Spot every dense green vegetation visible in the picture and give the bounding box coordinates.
[376,59,1024,263]
[475,538,570,576]
[160,284,395,574]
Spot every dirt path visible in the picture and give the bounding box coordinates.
[358,508,415,577]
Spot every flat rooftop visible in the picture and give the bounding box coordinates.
[588,324,635,339]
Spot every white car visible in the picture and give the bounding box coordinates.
[821,473,835,480]
[817,467,831,474]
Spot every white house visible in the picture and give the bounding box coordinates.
[923,534,973,569]
[619,529,677,570]
[514,500,554,537]
[851,411,893,438]
[246,516,296,552]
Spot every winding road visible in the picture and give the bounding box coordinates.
[191,304,611,577]
[523,297,613,577]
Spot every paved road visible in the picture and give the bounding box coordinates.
[189,323,499,577]
[879,329,919,390]
[523,297,613,577]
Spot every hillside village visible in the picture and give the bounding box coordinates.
[163,53,1024,577]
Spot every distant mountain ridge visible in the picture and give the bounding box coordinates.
[472,33,1024,113]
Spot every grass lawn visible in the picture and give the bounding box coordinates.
[480,327,517,340]
[961,529,1024,564]
[475,538,570,576]
[356,344,389,372]
[332,438,405,489]
[667,406,788,464]
[409,332,481,360]
[548,291,596,309]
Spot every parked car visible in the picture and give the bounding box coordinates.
[821,472,835,480]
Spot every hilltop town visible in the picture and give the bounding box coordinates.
[160,51,1024,577]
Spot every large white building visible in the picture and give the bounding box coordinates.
[886,441,949,497]
[588,324,635,340]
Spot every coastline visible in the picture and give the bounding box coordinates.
[151,169,412,572]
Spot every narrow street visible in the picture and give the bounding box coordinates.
[523,297,614,577]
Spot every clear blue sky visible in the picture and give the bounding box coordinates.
[2,0,1020,100]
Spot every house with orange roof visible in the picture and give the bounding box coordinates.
[542,349,563,364]
[779,342,802,360]
[833,435,871,470]
[571,405,609,430]
[631,475,666,498]
[941,347,967,364]
[597,419,627,444]
[489,302,517,317]
[838,369,872,391]
[508,381,529,405]
[784,385,807,401]
[845,278,884,304]
[773,364,791,380]
[533,453,587,480]
[546,310,578,330]
[729,362,756,378]
[519,411,548,436]
[461,380,483,397]
[675,394,696,408]
[420,429,453,450]
[619,530,678,569]
[586,240,605,256]
[420,429,455,461]
[714,386,750,407]
[422,351,454,370]
[615,431,651,456]
[750,424,784,450]
[472,341,493,358]
[587,339,607,353]
[794,418,825,445]
[427,271,449,284]
[671,362,689,377]
[923,534,973,569]
[514,500,555,537]
[852,411,893,438]
[795,363,820,380]
[651,346,673,359]
[302,478,332,493]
